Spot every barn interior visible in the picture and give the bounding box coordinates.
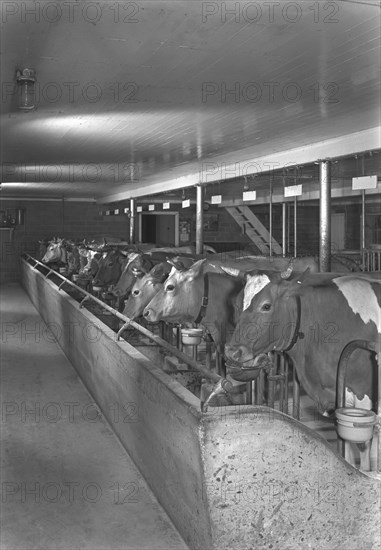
[1,1,381,549]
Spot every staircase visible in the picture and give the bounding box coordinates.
[225,205,282,254]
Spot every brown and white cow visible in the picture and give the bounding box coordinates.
[225,270,381,416]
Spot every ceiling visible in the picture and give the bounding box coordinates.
[1,0,380,203]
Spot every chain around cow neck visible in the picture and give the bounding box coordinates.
[279,294,304,352]
[194,273,209,324]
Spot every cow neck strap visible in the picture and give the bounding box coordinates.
[282,294,303,352]
[194,273,209,324]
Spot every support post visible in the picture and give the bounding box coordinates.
[269,175,273,256]
[361,156,366,266]
[294,196,297,258]
[287,203,291,255]
[282,202,286,257]
[319,160,331,272]
[196,185,203,255]
[361,190,366,266]
[129,198,135,244]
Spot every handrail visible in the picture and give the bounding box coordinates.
[21,254,232,393]
[336,339,381,471]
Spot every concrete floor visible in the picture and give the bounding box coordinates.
[0,283,189,550]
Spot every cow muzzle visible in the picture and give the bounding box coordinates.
[143,308,159,323]
[224,345,271,382]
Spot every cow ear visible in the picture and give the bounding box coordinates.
[167,256,190,272]
[151,262,165,276]
[185,258,207,280]
[150,263,168,281]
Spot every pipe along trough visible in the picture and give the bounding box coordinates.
[21,255,381,550]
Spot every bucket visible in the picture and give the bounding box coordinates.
[335,408,376,443]
[92,286,103,293]
[181,328,203,346]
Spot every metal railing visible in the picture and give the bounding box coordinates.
[364,247,381,271]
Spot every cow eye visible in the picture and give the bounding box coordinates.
[262,303,271,311]
[166,284,175,292]
[132,289,140,296]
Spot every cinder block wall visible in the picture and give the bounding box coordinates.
[0,200,129,282]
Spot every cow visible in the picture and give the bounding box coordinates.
[225,269,381,417]
[41,238,68,265]
[123,257,197,320]
[142,259,248,372]
[92,248,130,289]
[77,246,103,277]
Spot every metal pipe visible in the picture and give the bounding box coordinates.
[129,198,135,244]
[294,196,297,258]
[284,356,289,414]
[293,366,300,420]
[196,185,203,255]
[319,160,331,272]
[336,339,380,409]
[287,203,290,255]
[361,156,366,266]
[361,190,366,266]
[269,175,273,256]
[336,339,381,469]
[282,202,286,257]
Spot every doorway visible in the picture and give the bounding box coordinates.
[331,213,346,252]
[138,212,179,246]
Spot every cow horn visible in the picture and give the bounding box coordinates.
[220,266,247,279]
[280,259,294,279]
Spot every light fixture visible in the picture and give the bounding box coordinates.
[16,68,36,111]
[243,176,249,191]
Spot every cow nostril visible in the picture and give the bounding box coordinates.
[143,309,150,318]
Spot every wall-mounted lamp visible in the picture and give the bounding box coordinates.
[16,68,36,111]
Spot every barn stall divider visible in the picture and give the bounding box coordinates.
[21,255,380,550]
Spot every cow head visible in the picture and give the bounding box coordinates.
[143,259,207,323]
[92,248,125,288]
[41,238,67,264]
[123,262,170,320]
[112,253,153,297]
[225,269,309,380]
[66,244,81,275]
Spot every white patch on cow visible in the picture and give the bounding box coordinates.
[243,274,270,310]
[168,266,177,278]
[121,252,139,273]
[345,388,372,410]
[333,276,381,333]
